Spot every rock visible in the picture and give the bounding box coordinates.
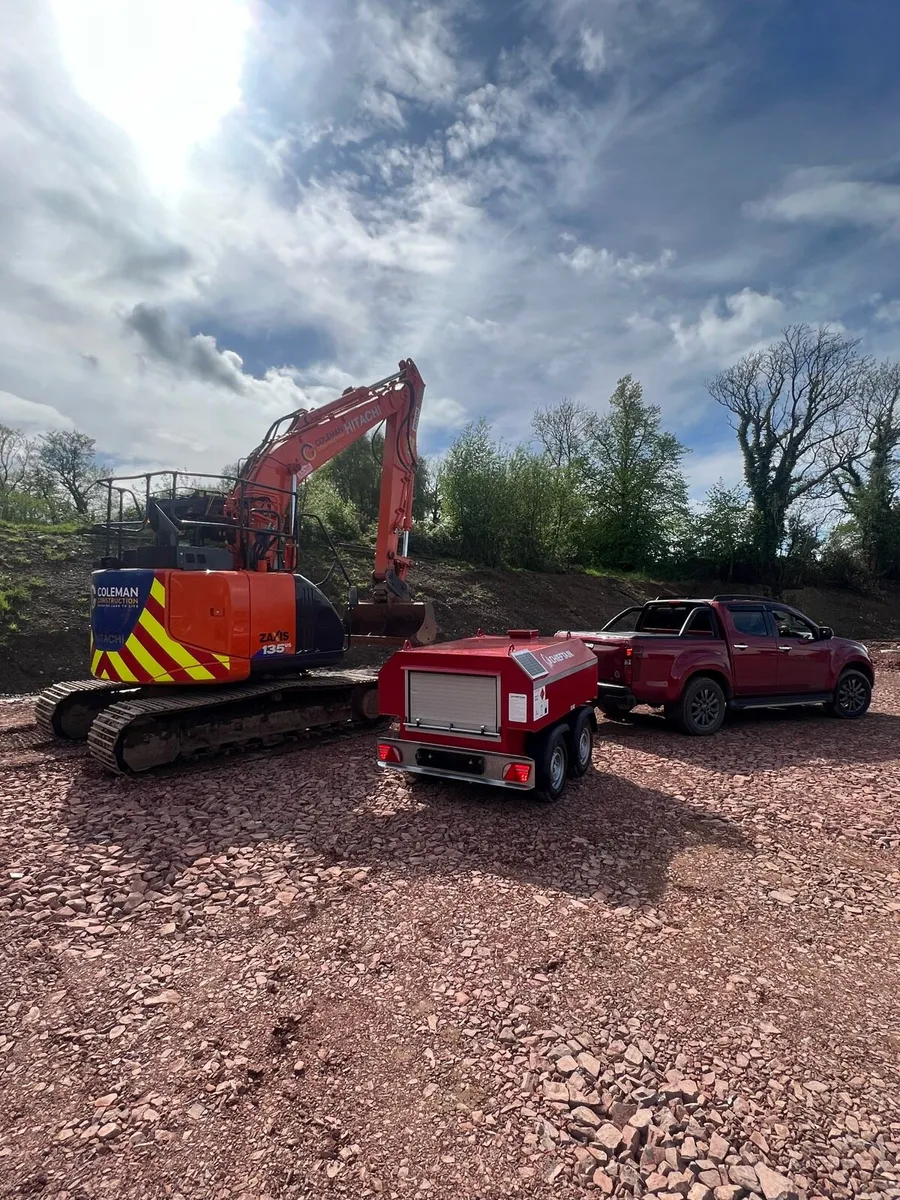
[769,890,797,904]
[578,1052,602,1079]
[556,1055,579,1075]
[97,1123,120,1140]
[714,1190,743,1200]
[646,1173,669,1192]
[621,1124,641,1155]
[543,1081,569,1103]
[630,1107,653,1131]
[642,1146,668,1171]
[688,1187,714,1200]
[755,1164,796,1200]
[592,1169,614,1194]
[728,1164,760,1192]
[667,1171,695,1196]
[682,1137,700,1160]
[143,989,180,1006]
[610,1101,638,1127]
[624,1044,644,1068]
[803,1080,829,1094]
[186,1103,206,1120]
[596,1123,624,1152]
[709,1134,731,1163]
[570,1106,602,1129]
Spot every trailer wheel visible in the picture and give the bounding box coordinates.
[534,725,569,804]
[567,708,594,777]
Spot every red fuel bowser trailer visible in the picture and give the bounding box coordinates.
[376,629,599,802]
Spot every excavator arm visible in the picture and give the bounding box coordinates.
[230,359,435,645]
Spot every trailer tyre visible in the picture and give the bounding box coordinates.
[568,708,594,777]
[534,725,569,804]
[672,675,726,736]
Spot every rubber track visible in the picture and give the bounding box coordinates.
[33,679,129,739]
[86,669,379,776]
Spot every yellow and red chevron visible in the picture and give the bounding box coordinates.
[91,578,231,685]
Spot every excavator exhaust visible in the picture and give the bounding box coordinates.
[348,599,438,647]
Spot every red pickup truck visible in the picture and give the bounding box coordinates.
[558,595,874,735]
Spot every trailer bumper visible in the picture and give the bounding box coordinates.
[376,737,535,790]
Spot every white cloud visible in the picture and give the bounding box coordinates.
[670,289,784,363]
[684,445,746,499]
[0,390,75,432]
[578,27,606,73]
[747,167,900,236]
[874,299,900,324]
[559,240,674,280]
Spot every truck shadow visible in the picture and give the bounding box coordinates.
[599,708,900,772]
[59,742,752,909]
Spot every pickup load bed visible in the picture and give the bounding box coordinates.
[558,595,874,735]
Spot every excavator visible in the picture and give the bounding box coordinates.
[35,359,437,774]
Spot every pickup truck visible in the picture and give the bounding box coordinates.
[558,595,874,735]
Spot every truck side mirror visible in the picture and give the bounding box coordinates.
[818,625,833,640]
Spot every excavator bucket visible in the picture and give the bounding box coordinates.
[348,600,438,647]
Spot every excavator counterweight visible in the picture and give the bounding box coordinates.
[36,358,438,774]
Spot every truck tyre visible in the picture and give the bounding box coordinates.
[534,725,569,804]
[599,701,634,720]
[671,676,726,736]
[826,669,872,719]
[567,708,594,777]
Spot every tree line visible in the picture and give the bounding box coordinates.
[2,323,898,588]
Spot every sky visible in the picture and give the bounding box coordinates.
[2,0,900,498]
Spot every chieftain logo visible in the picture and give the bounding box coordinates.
[544,649,575,666]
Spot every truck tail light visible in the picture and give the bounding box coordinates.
[623,646,633,684]
[503,762,531,784]
[378,743,402,764]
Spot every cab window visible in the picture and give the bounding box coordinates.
[729,608,768,637]
[770,608,816,640]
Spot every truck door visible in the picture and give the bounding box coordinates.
[726,605,779,695]
[768,606,831,693]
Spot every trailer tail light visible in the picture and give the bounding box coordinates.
[378,743,402,764]
[503,762,531,784]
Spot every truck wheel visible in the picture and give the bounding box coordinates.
[826,669,872,719]
[534,725,569,803]
[672,676,726,736]
[567,708,594,777]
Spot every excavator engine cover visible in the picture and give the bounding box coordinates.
[348,599,437,647]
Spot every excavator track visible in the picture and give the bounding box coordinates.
[83,670,381,776]
[34,679,143,740]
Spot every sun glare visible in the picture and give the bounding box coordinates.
[51,0,251,193]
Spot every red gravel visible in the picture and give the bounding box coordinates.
[1,677,899,1200]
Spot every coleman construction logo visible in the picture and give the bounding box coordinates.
[92,583,141,608]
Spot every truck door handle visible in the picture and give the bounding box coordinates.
[733,643,748,650]
[778,645,792,652]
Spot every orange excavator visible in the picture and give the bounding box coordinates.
[36,359,437,774]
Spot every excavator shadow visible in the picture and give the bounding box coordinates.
[60,738,752,908]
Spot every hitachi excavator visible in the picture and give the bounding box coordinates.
[36,359,437,774]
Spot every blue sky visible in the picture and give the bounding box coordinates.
[1,0,899,496]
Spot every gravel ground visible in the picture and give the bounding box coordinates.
[1,667,899,1200]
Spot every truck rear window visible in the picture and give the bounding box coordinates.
[637,605,695,632]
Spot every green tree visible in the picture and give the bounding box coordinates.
[691,481,753,581]
[585,375,690,570]
[531,399,591,562]
[832,360,900,578]
[438,419,512,566]
[708,324,869,581]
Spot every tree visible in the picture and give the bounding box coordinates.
[708,324,869,580]
[438,419,512,566]
[585,375,690,571]
[832,360,900,577]
[684,481,754,582]
[36,429,105,516]
[531,399,591,560]
[0,424,34,493]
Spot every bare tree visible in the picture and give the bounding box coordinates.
[532,398,592,470]
[832,360,900,575]
[36,429,104,516]
[707,324,870,578]
[0,423,34,491]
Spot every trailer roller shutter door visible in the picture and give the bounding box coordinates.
[407,671,499,735]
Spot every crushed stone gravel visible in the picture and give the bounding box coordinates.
[1,675,899,1199]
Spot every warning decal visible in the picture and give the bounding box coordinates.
[533,685,549,720]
